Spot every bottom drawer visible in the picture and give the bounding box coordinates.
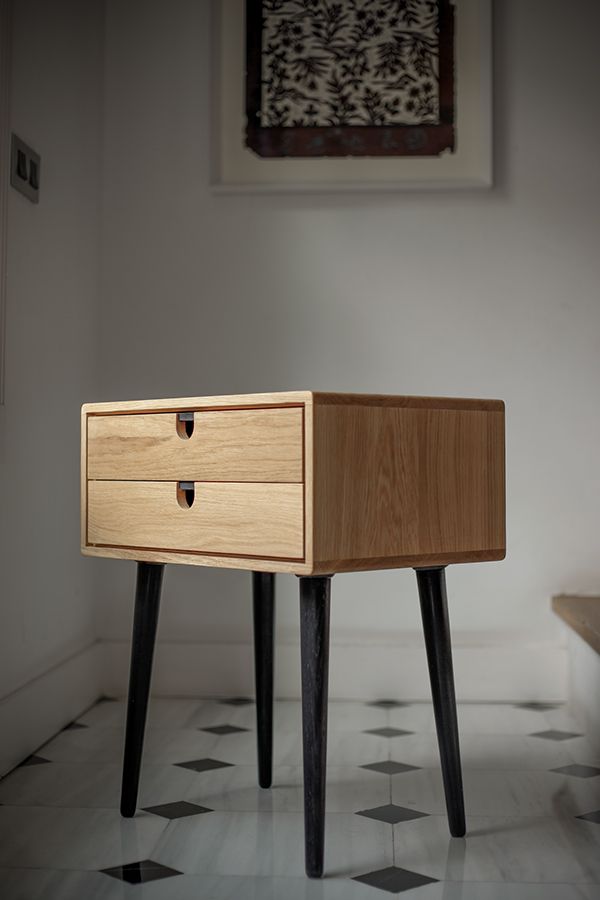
[87,481,304,559]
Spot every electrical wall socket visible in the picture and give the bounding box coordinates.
[10,133,40,203]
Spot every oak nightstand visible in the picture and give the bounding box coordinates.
[81,391,505,878]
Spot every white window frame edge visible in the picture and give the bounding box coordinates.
[0,0,11,404]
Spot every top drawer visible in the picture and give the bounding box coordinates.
[87,406,303,482]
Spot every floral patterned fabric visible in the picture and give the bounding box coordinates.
[260,0,441,128]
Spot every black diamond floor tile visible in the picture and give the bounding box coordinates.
[101,859,182,884]
[19,755,51,767]
[514,701,561,711]
[364,727,414,738]
[62,721,88,731]
[356,803,429,824]
[361,761,421,776]
[142,800,213,819]
[353,865,438,893]
[530,729,582,741]
[367,700,410,709]
[174,758,234,773]
[200,724,249,735]
[550,764,600,778]
[577,810,600,823]
[219,697,254,706]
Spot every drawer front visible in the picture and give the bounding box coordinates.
[87,406,303,482]
[87,480,304,559]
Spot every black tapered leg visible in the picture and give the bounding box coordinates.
[299,575,332,878]
[415,566,466,837]
[252,571,275,789]
[120,562,164,817]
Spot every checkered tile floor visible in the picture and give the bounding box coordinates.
[0,697,599,898]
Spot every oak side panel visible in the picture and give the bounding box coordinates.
[88,407,303,482]
[87,480,304,560]
[313,404,505,571]
[311,549,506,575]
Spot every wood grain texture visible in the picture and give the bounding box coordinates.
[553,595,600,656]
[81,391,505,573]
[303,400,314,568]
[81,405,88,548]
[311,549,505,575]
[87,480,304,560]
[82,391,312,416]
[81,543,313,574]
[313,393,504,412]
[87,406,303,482]
[312,404,505,572]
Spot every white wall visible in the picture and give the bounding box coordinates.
[0,0,104,774]
[95,0,600,700]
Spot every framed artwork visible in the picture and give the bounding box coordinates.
[212,0,492,191]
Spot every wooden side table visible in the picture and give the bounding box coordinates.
[81,391,505,878]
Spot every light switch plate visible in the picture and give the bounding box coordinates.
[10,133,40,203]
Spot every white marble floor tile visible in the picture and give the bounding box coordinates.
[325,731,392,766]
[320,766,392,813]
[563,735,600,767]
[38,726,126,763]
[138,728,222,765]
[387,703,436,733]
[391,768,600,818]
[74,699,127,728]
[0,868,393,900]
[0,869,123,900]
[543,706,588,734]
[453,705,555,736]
[184,701,258,730]
[393,814,600,883]
[132,764,387,815]
[0,762,123,808]
[0,761,205,810]
[137,872,423,900]
[185,700,388,735]
[180,764,390,814]
[438,886,600,900]
[210,729,303,766]
[2,697,599,900]
[325,702,388,732]
[152,811,393,878]
[0,761,386,815]
[77,697,205,730]
[185,700,388,734]
[271,701,303,733]
[388,732,584,771]
[381,884,599,900]
[142,698,208,729]
[0,806,167,870]
[40,726,220,765]
[1,869,598,900]
[181,765,301,813]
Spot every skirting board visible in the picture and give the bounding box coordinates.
[101,637,568,703]
[0,643,104,777]
[567,628,600,750]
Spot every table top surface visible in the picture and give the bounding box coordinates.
[83,391,505,415]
